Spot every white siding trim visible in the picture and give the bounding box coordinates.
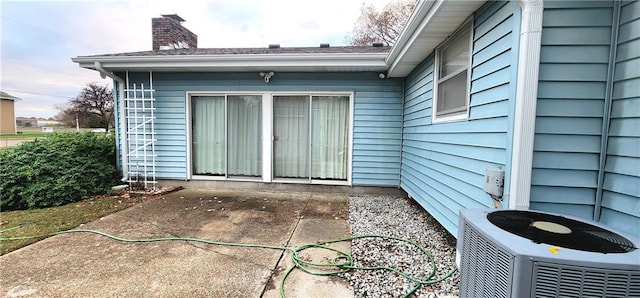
[509,0,544,210]
[262,93,273,183]
[185,91,191,180]
[348,92,354,186]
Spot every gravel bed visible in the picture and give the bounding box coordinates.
[341,195,460,298]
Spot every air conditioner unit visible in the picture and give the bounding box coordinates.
[457,209,640,298]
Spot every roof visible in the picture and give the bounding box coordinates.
[73,46,391,73]
[0,91,20,101]
[85,46,391,57]
[73,1,487,77]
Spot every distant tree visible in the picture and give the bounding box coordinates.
[348,0,417,46]
[68,83,114,132]
[54,104,76,127]
[56,103,107,129]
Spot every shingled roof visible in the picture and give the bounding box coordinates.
[78,45,391,58]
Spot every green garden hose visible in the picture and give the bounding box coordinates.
[1,228,457,298]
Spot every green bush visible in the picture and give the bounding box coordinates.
[0,132,119,210]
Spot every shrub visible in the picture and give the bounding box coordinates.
[0,132,119,210]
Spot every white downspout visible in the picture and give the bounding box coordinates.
[94,61,128,182]
[509,0,543,210]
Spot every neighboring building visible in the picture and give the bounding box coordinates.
[15,117,63,128]
[15,117,38,128]
[73,1,640,238]
[0,91,19,134]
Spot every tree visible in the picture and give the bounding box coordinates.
[67,83,114,131]
[348,0,417,46]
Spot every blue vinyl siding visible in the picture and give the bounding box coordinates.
[530,1,616,220]
[118,72,403,186]
[400,1,520,235]
[531,1,640,237]
[600,0,640,236]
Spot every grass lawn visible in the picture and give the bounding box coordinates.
[0,194,147,255]
[0,128,99,140]
[0,131,52,139]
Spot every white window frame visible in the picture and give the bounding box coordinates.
[432,18,474,123]
[185,91,353,186]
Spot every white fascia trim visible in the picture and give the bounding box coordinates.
[73,53,388,70]
[508,0,543,210]
[386,0,443,76]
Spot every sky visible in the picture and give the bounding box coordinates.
[1,0,393,119]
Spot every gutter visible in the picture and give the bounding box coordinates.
[94,61,128,182]
[508,0,544,210]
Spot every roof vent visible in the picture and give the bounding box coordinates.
[320,43,330,48]
[268,44,280,49]
[372,42,384,47]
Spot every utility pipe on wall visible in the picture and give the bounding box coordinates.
[508,0,544,210]
[94,62,128,182]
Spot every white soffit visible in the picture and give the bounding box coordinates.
[387,0,486,78]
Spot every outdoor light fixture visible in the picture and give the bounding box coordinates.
[260,71,275,83]
[378,73,386,79]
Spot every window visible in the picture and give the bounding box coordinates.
[433,20,472,122]
[191,95,262,178]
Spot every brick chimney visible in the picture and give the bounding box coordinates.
[152,14,197,51]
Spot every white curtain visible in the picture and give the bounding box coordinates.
[228,95,262,177]
[192,96,225,175]
[311,96,349,180]
[273,96,310,178]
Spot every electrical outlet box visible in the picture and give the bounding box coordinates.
[484,168,504,197]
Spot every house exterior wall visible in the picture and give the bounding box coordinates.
[531,0,616,219]
[531,0,640,237]
[599,0,640,236]
[0,99,16,134]
[400,1,521,235]
[118,72,403,187]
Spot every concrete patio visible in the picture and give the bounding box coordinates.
[0,189,359,297]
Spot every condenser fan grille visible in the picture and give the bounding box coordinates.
[487,211,636,253]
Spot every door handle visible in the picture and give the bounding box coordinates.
[273,136,279,141]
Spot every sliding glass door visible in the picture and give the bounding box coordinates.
[311,96,349,180]
[191,93,349,182]
[191,95,262,178]
[273,95,349,181]
[273,96,310,179]
[192,96,225,175]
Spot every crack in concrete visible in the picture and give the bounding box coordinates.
[259,193,313,297]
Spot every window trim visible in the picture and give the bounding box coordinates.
[432,18,474,123]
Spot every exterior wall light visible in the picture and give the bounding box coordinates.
[260,72,275,83]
